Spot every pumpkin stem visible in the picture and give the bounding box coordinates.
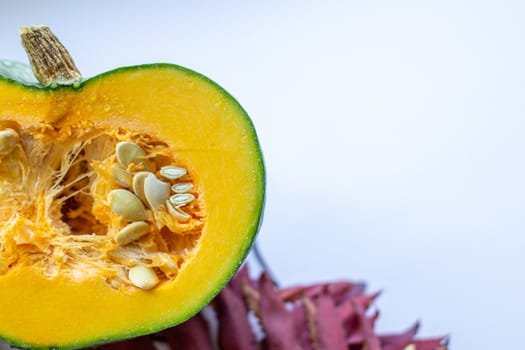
[20,25,82,86]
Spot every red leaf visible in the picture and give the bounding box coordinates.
[258,273,302,350]
[89,265,449,350]
[380,322,420,350]
[303,296,319,350]
[338,292,380,321]
[347,313,379,345]
[338,291,381,339]
[314,292,348,350]
[411,336,449,350]
[350,299,382,350]
[279,281,366,304]
[290,301,313,350]
[160,313,213,350]
[279,284,324,302]
[214,285,257,350]
[326,282,367,305]
[242,280,262,318]
[229,264,254,297]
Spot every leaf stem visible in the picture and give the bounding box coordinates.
[252,242,279,287]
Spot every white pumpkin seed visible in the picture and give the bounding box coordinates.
[159,165,186,180]
[166,200,191,221]
[171,182,193,193]
[115,221,150,245]
[108,189,147,221]
[111,164,132,188]
[115,141,152,171]
[132,171,151,203]
[169,193,195,207]
[128,264,159,290]
[144,173,170,211]
[0,128,19,157]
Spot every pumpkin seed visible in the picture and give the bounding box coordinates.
[111,164,132,188]
[144,173,170,211]
[115,221,150,246]
[132,171,151,203]
[159,165,186,180]
[171,182,193,193]
[0,128,19,157]
[169,193,195,207]
[166,200,191,221]
[108,189,147,221]
[115,141,152,171]
[403,345,416,350]
[128,264,159,290]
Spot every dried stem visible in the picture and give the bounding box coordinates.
[20,25,82,86]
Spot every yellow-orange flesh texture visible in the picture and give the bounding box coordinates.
[0,65,264,348]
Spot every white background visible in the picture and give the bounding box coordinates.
[2,1,525,349]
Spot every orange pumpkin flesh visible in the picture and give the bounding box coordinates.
[0,63,265,348]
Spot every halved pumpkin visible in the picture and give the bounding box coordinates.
[0,27,264,349]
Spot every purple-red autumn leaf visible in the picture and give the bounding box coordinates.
[89,264,448,350]
[160,313,213,350]
[380,322,420,350]
[338,291,381,340]
[229,264,255,297]
[279,281,366,304]
[290,301,314,350]
[411,337,449,350]
[347,310,380,346]
[257,273,303,350]
[312,292,347,350]
[214,285,257,350]
[350,299,382,350]
[339,291,380,322]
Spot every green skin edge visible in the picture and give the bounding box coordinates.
[0,61,266,350]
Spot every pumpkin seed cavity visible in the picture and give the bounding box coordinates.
[0,128,19,157]
[128,264,160,290]
[116,141,153,171]
[159,165,186,180]
[143,173,170,211]
[169,193,195,206]
[111,164,132,188]
[108,189,147,222]
[0,125,204,291]
[115,221,150,246]
[171,182,193,193]
[167,201,191,221]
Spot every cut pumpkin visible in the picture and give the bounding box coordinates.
[0,26,264,349]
